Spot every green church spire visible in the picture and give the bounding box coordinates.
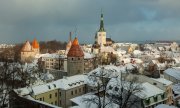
[99,12,105,32]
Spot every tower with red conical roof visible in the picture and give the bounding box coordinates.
[21,41,34,62]
[20,38,40,63]
[67,37,84,76]
[32,38,40,54]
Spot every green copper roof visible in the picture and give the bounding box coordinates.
[99,13,105,32]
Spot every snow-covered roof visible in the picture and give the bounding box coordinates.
[164,68,180,80]
[100,46,115,53]
[41,72,54,81]
[151,78,173,86]
[135,82,164,99]
[155,104,177,108]
[70,94,118,108]
[14,87,31,96]
[36,53,65,59]
[84,52,95,59]
[32,75,87,95]
[173,83,180,95]
[116,49,126,55]
[133,50,143,55]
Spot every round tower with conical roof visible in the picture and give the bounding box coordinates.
[32,38,40,54]
[67,37,84,76]
[21,41,34,62]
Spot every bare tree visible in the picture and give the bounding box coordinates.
[84,66,143,108]
[0,60,43,107]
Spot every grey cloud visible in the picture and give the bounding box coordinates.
[0,0,180,44]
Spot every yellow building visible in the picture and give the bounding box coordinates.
[14,75,87,108]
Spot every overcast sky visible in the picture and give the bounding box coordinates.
[0,0,180,44]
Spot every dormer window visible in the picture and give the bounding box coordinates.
[53,84,56,88]
[114,87,119,91]
[48,85,51,89]
[109,85,113,90]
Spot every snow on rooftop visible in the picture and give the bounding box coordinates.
[155,104,177,108]
[36,53,65,59]
[173,83,180,95]
[100,46,115,53]
[70,94,118,108]
[164,68,180,80]
[135,82,164,99]
[31,75,87,95]
[133,50,143,55]
[14,87,31,96]
[151,78,173,86]
[84,52,95,59]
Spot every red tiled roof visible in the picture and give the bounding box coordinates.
[32,38,39,49]
[67,37,84,57]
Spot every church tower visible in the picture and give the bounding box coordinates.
[67,37,84,76]
[97,13,106,46]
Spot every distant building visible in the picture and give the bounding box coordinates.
[92,12,114,54]
[21,38,40,62]
[164,68,180,84]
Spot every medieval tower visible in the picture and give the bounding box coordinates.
[67,37,84,76]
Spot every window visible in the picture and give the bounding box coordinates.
[153,82,157,85]
[71,91,73,95]
[43,97,44,101]
[60,100,61,105]
[55,92,57,97]
[53,84,56,88]
[79,88,81,92]
[51,102,53,105]
[75,90,77,94]
[59,92,61,96]
[39,98,42,101]
[114,87,119,91]
[78,58,80,60]
[72,58,73,60]
[83,87,85,91]
[109,85,113,90]
[49,94,52,98]
[55,101,57,105]
[48,85,51,89]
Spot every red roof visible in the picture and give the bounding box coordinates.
[67,37,84,57]
[32,38,39,49]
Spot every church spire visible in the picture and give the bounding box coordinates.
[99,12,105,32]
